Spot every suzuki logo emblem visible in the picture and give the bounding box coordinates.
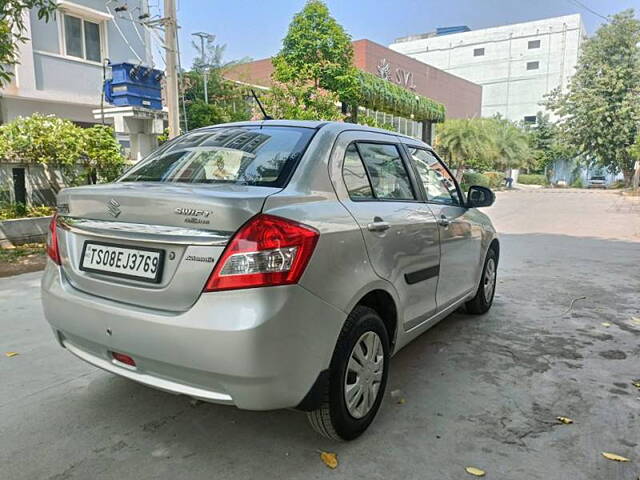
[107,199,121,218]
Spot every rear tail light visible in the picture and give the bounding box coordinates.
[111,351,136,367]
[47,213,61,265]
[204,214,319,292]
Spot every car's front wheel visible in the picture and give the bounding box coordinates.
[307,306,389,441]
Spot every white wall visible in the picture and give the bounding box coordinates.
[390,15,586,123]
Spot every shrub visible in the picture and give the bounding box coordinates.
[0,202,55,220]
[518,174,547,185]
[484,171,505,189]
[571,177,584,188]
[461,172,491,192]
[0,114,126,190]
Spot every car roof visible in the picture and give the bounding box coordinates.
[192,120,428,146]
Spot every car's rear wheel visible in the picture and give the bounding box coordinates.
[466,247,498,314]
[307,305,389,441]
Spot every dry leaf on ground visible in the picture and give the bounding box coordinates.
[557,416,574,424]
[601,452,630,462]
[601,322,611,327]
[5,352,18,358]
[465,466,486,476]
[632,381,640,389]
[630,317,640,326]
[320,451,338,469]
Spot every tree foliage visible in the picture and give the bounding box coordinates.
[261,82,343,121]
[545,9,640,184]
[0,0,57,85]
[0,114,125,189]
[181,40,252,129]
[272,0,358,100]
[525,112,577,172]
[435,117,534,178]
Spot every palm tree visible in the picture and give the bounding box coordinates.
[489,118,533,174]
[435,118,497,179]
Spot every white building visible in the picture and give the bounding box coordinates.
[389,14,587,123]
[1,0,152,126]
[0,1,160,206]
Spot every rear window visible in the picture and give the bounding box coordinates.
[119,126,315,187]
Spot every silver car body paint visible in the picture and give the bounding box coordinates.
[41,120,498,410]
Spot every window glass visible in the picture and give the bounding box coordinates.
[357,143,415,200]
[407,148,461,205]
[84,20,101,62]
[64,15,83,58]
[473,47,485,57]
[528,39,541,49]
[523,115,537,124]
[526,61,540,70]
[119,127,314,187]
[343,144,374,199]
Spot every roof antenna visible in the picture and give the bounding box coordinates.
[251,89,272,120]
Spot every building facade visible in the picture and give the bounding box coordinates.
[390,14,586,123]
[1,0,152,126]
[0,1,156,206]
[225,39,482,139]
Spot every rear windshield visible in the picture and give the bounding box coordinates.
[119,126,315,187]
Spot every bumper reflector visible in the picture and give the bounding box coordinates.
[111,351,136,367]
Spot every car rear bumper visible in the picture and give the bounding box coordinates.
[41,261,346,410]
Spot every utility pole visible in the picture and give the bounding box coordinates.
[192,32,214,104]
[163,0,180,139]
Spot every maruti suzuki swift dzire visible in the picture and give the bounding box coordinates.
[42,120,498,440]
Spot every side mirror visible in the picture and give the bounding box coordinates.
[467,185,495,208]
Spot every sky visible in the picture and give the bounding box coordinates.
[151,0,640,69]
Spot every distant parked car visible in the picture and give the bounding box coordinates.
[41,120,499,440]
[588,176,607,188]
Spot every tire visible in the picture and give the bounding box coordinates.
[307,305,390,441]
[466,247,498,314]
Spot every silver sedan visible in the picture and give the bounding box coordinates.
[42,120,499,440]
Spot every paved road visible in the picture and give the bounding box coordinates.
[1,189,639,479]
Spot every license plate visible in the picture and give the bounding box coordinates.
[80,241,165,283]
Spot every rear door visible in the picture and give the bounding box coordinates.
[402,143,484,309]
[332,131,440,329]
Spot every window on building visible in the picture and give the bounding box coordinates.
[528,39,541,49]
[523,115,537,124]
[526,61,540,70]
[63,14,103,62]
[473,48,485,57]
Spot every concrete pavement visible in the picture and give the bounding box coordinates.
[1,189,639,479]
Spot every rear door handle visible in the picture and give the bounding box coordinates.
[437,215,450,227]
[367,221,390,232]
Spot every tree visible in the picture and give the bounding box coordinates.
[434,118,498,178]
[261,82,342,121]
[273,0,358,97]
[184,100,231,129]
[489,117,533,172]
[180,38,252,129]
[545,10,640,185]
[525,112,577,173]
[268,0,358,120]
[0,1,57,85]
